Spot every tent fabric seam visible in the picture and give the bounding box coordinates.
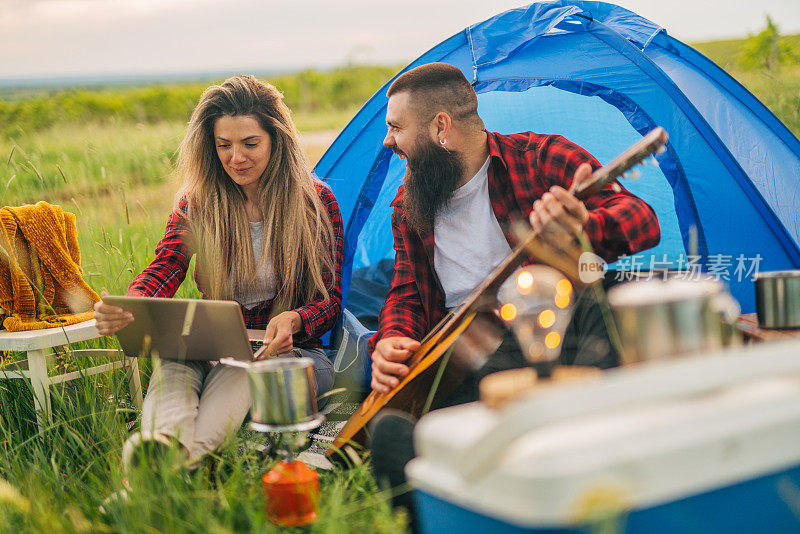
[586,20,800,264]
[474,75,708,260]
[640,27,663,51]
[470,5,585,71]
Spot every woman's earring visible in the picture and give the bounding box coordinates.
[440,138,448,152]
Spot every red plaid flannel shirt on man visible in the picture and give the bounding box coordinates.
[127,182,344,350]
[368,130,661,353]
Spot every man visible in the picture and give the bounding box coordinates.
[367,62,660,517]
[369,62,660,395]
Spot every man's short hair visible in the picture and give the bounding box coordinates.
[387,63,479,126]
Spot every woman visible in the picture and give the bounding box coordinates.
[93,75,342,465]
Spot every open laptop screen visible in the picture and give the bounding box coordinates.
[102,296,254,361]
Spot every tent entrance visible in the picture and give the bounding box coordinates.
[351,83,689,277]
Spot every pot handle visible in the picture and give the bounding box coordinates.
[219,357,250,369]
[712,291,742,347]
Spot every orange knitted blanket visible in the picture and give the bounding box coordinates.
[0,202,100,331]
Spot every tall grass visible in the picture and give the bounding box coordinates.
[3,121,183,204]
[0,372,406,532]
[0,111,408,532]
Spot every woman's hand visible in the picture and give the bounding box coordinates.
[93,290,134,336]
[260,311,303,359]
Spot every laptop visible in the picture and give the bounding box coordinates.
[102,296,268,361]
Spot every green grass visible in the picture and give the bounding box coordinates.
[0,373,406,533]
[0,108,409,531]
[3,120,183,204]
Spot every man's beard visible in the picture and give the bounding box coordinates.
[401,134,465,232]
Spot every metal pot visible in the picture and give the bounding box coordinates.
[755,270,800,329]
[220,357,324,433]
[607,278,741,365]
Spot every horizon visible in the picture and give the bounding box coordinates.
[2,0,798,87]
[2,30,796,91]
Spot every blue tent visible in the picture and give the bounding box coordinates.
[314,0,800,315]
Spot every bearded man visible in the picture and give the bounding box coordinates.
[369,62,660,402]
[367,63,661,516]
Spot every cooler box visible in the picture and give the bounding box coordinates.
[407,339,800,533]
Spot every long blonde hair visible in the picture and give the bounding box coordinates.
[175,75,334,308]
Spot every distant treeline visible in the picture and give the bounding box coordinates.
[0,65,397,137]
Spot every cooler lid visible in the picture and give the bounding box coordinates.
[408,339,800,526]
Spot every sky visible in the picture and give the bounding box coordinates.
[1,0,799,80]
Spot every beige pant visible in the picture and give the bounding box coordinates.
[141,349,333,460]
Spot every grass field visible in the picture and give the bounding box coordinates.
[0,35,799,533]
[0,68,405,532]
[0,121,409,531]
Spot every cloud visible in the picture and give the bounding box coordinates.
[2,0,219,28]
[1,0,798,79]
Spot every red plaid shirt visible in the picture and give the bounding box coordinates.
[368,130,660,353]
[127,182,343,349]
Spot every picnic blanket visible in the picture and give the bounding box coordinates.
[0,202,99,331]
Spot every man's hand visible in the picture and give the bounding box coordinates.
[93,290,134,336]
[261,311,302,358]
[529,162,591,246]
[371,336,420,394]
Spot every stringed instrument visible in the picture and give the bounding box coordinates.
[329,127,669,455]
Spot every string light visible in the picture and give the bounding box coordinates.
[556,279,572,296]
[545,331,561,349]
[537,309,556,328]
[517,271,534,294]
[528,343,544,360]
[500,303,517,321]
[498,265,576,364]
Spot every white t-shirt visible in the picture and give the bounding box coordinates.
[234,221,277,309]
[434,157,511,308]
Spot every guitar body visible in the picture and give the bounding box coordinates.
[331,313,477,451]
[329,128,668,455]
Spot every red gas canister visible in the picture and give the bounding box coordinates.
[262,460,320,526]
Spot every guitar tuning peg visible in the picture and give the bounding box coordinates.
[629,169,641,179]
[656,145,666,155]
[622,171,629,179]
[611,183,622,193]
